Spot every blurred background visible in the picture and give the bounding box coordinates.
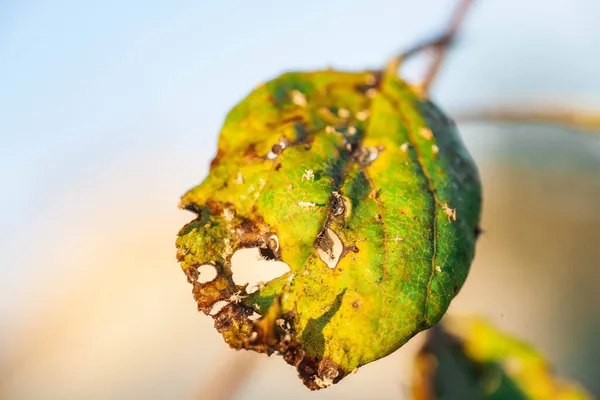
[1,0,599,399]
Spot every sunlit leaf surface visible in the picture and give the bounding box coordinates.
[176,69,482,389]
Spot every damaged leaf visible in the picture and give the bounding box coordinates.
[413,317,592,399]
[176,69,482,389]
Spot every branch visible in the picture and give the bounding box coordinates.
[455,107,600,134]
[386,0,477,94]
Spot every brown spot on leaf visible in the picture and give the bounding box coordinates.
[244,143,260,159]
[280,115,304,125]
[271,143,284,155]
[236,217,269,247]
[259,233,281,260]
[319,358,343,381]
[344,244,360,255]
[184,264,198,282]
[331,191,345,217]
[316,230,335,257]
[209,148,225,170]
[204,199,224,215]
[283,342,304,366]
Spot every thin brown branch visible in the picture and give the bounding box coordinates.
[421,0,476,93]
[386,0,477,94]
[385,35,453,74]
[455,107,600,134]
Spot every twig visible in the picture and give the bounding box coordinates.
[422,0,476,93]
[386,0,477,94]
[455,107,600,134]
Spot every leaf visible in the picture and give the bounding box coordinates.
[176,69,482,389]
[412,316,592,399]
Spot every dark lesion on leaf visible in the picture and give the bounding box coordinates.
[259,233,281,261]
[181,203,204,215]
[270,143,284,156]
[330,191,345,217]
[299,290,347,389]
[243,143,260,160]
[239,293,346,390]
[300,290,345,357]
[343,244,360,256]
[209,148,225,170]
[316,229,336,260]
[280,114,305,124]
[177,202,348,390]
[234,217,269,248]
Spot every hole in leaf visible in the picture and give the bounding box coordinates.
[209,300,228,316]
[316,228,344,269]
[231,247,291,289]
[249,312,262,321]
[197,264,217,283]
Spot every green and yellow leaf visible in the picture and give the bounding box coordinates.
[176,69,482,389]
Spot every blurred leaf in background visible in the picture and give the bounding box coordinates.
[412,316,592,399]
